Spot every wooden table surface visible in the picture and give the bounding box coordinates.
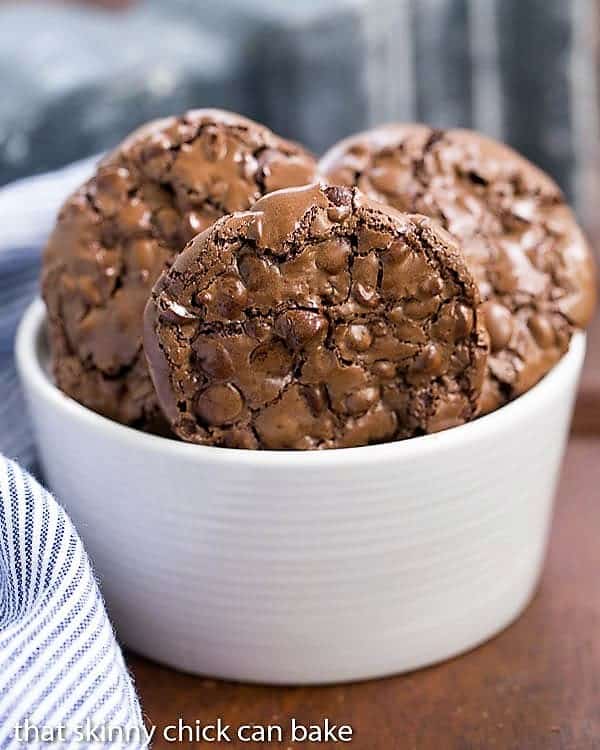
[127,315,600,750]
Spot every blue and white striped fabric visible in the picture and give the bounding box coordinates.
[0,164,146,748]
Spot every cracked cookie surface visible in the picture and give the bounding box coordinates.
[144,184,489,449]
[42,109,317,429]
[319,125,597,412]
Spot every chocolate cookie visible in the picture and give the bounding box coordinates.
[319,125,597,412]
[42,110,317,429]
[144,184,489,449]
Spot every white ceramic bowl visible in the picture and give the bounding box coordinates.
[16,298,585,684]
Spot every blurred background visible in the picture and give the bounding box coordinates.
[0,0,599,231]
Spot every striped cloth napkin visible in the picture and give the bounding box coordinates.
[0,163,147,748]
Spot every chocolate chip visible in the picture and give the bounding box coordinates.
[346,324,373,352]
[274,310,328,351]
[483,301,513,352]
[214,274,248,319]
[195,383,244,426]
[414,343,443,375]
[345,386,380,416]
[193,339,235,379]
[528,314,555,349]
[352,282,378,308]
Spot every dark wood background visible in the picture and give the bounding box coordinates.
[126,310,600,749]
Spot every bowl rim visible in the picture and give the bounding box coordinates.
[16,298,586,467]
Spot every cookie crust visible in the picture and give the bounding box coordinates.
[42,109,317,428]
[320,125,597,412]
[145,184,489,449]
